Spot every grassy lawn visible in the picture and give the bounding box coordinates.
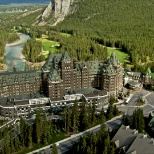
[42,34,49,39]
[60,32,71,37]
[42,41,60,53]
[107,48,130,64]
[36,37,60,55]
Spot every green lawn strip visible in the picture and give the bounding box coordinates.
[42,34,49,39]
[36,37,60,55]
[60,32,71,37]
[17,132,68,154]
[42,41,60,53]
[107,48,130,64]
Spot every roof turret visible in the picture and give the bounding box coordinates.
[48,67,61,82]
[108,51,119,66]
[62,51,71,61]
[103,63,116,75]
[124,71,128,78]
[146,68,151,76]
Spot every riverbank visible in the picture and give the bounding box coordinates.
[0,55,7,72]
[26,60,46,68]
[5,33,30,71]
[0,63,7,72]
[5,33,24,47]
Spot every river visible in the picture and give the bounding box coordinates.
[5,33,30,72]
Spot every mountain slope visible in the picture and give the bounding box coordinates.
[56,0,154,65]
[38,0,77,26]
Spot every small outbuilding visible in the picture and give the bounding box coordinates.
[128,81,141,89]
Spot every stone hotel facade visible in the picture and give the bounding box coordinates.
[0,52,123,118]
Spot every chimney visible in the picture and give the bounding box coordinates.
[151,138,154,145]
[143,134,147,139]
[126,125,130,130]
[115,140,119,147]
[134,130,138,134]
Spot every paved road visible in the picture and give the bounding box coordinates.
[106,116,122,131]
[28,116,122,154]
[26,89,154,154]
[117,103,154,117]
[117,89,154,117]
[146,93,154,106]
[126,89,150,106]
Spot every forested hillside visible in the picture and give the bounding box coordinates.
[56,0,154,67]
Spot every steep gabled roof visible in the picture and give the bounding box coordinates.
[108,51,120,66]
[126,134,154,154]
[112,125,137,151]
[146,68,152,76]
[62,51,71,61]
[75,61,104,75]
[124,71,128,78]
[75,63,82,76]
[144,68,154,79]
[42,53,63,71]
[48,67,61,82]
[103,64,116,75]
[0,70,41,86]
[112,125,154,154]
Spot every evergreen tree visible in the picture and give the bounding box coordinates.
[79,100,88,131]
[71,100,79,133]
[137,109,145,133]
[10,132,15,153]
[35,110,43,144]
[27,124,33,148]
[91,102,96,124]
[41,115,48,145]
[14,136,21,151]
[122,115,129,126]
[113,105,119,116]
[2,133,11,154]
[106,101,114,120]
[66,109,71,134]
[99,107,106,123]
[130,109,145,133]
[110,145,115,154]
[80,136,87,153]
[104,133,111,154]
[52,143,58,154]
[20,117,26,146]
[63,109,67,131]
[87,104,92,124]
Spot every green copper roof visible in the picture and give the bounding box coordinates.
[124,71,128,78]
[144,68,154,79]
[146,68,152,76]
[42,53,63,71]
[62,51,71,61]
[150,73,154,80]
[108,52,119,66]
[48,67,61,82]
[148,117,154,127]
[103,64,116,75]
[75,61,104,75]
[76,64,82,75]
[0,70,41,86]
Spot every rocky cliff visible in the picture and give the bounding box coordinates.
[39,0,77,26]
